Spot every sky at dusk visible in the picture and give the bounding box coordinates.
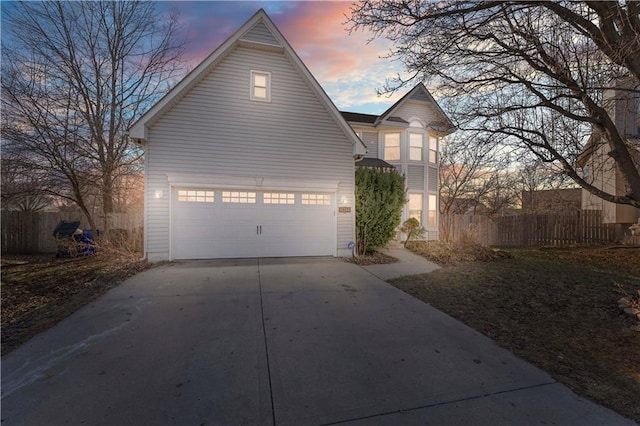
[0,1,407,114]
[158,1,406,114]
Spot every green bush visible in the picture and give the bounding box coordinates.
[400,217,426,247]
[355,167,406,255]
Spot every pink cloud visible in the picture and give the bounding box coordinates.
[164,1,406,113]
[274,2,390,81]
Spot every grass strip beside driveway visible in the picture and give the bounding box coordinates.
[392,246,640,423]
[1,253,151,355]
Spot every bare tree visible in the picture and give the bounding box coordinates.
[0,153,52,212]
[439,131,519,240]
[440,132,504,216]
[349,1,640,208]
[517,159,579,213]
[2,1,185,232]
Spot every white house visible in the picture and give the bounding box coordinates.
[578,77,640,239]
[130,9,453,261]
[344,84,455,239]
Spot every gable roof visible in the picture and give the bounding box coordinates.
[129,9,367,156]
[378,83,455,135]
[341,84,456,136]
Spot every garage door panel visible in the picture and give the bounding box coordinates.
[173,189,335,259]
[174,201,219,259]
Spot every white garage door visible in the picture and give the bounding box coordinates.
[173,189,335,259]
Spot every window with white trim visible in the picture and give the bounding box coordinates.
[383,133,400,161]
[428,137,438,163]
[250,70,270,101]
[178,190,214,203]
[409,133,423,161]
[263,192,295,204]
[301,193,331,205]
[409,193,423,224]
[222,191,256,203]
[428,194,437,227]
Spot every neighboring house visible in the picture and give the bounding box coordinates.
[521,188,582,214]
[344,85,455,240]
[129,9,453,261]
[578,77,640,239]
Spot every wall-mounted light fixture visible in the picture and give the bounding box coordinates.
[154,189,164,199]
[340,196,348,205]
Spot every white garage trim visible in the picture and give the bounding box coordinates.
[167,173,340,192]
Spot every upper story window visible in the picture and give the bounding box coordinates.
[250,70,271,102]
[383,132,400,161]
[409,133,423,161]
[428,137,438,163]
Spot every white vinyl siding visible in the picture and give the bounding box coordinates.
[407,165,425,190]
[395,101,438,130]
[145,45,355,259]
[409,89,432,103]
[240,21,281,46]
[362,131,378,158]
[428,167,438,192]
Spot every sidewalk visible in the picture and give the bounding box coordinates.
[361,243,440,280]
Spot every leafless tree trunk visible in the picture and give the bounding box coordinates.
[349,1,640,208]
[2,1,185,233]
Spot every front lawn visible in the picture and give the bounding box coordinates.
[1,253,151,355]
[395,243,640,422]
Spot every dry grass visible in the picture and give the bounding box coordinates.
[344,251,399,266]
[406,240,511,265]
[394,244,640,422]
[1,252,151,355]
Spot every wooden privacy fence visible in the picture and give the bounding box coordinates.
[2,210,143,254]
[442,210,618,246]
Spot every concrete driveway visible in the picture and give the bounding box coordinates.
[1,258,634,425]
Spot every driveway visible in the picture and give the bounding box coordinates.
[1,258,634,425]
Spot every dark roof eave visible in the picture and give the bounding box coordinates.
[355,157,396,169]
[340,111,378,124]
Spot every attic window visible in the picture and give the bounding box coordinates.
[251,70,271,102]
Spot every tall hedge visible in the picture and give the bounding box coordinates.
[355,167,407,255]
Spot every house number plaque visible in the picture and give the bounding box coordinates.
[338,206,351,213]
